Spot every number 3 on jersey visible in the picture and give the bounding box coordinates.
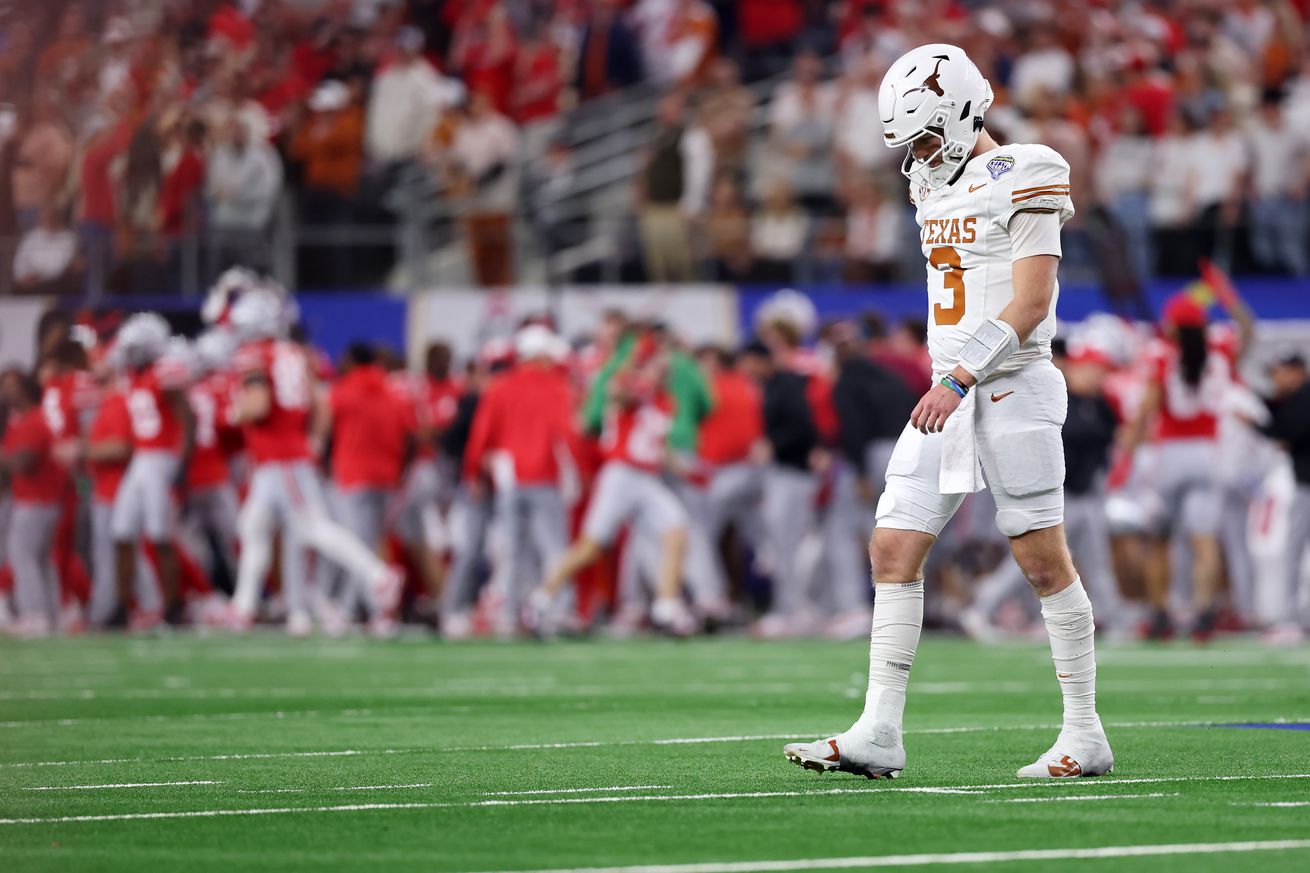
[930,246,966,326]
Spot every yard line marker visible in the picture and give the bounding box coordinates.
[1,748,413,769]
[450,841,1310,873]
[985,792,1179,804]
[1248,801,1310,808]
[24,781,223,791]
[236,784,434,795]
[484,786,670,796]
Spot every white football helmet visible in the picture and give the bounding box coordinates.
[159,336,198,382]
[202,266,261,326]
[194,329,235,374]
[116,313,171,367]
[879,44,994,189]
[228,287,289,342]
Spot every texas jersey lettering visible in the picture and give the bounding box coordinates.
[911,143,1074,378]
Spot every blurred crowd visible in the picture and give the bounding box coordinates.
[636,0,1310,291]
[0,275,1306,642]
[4,1,1310,296]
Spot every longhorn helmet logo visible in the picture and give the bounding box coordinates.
[905,55,949,98]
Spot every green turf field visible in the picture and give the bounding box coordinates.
[1,635,1309,872]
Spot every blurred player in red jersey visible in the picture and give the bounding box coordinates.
[463,326,577,635]
[37,338,98,627]
[111,314,195,625]
[0,368,65,636]
[225,287,401,632]
[181,330,241,582]
[389,342,460,612]
[76,369,165,628]
[692,345,765,600]
[326,342,413,627]
[1121,290,1254,640]
[530,341,693,636]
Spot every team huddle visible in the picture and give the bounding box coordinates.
[1,277,404,637]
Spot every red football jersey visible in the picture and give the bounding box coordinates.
[88,391,132,501]
[2,407,62,503]
[234,339,313,464]
[414,375,461,458]
[601,393,672,473]
[698,371,763,466]
[1148,337,1236,442]
[330,364,411,489]
[126,362,189,451]
[186,373,233,489]
[41,370,99,440]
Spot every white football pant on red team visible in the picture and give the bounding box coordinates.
[232,461,393,619]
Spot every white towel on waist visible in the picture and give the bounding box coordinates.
[939,389,985,494]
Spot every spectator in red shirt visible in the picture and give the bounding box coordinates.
[0,368,63,635]
[511,21,562,125]
[78,118,132,298]
[329,342,413,595]
[451,1,518,116]
[159,117,207,240]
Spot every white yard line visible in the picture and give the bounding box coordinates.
[484,786,671,796]
[0,709,380,730]
[24,781,223,791]
[1,748,412,769]
[4,776,1310,825]
[985,792,1179,804]
[1248,801,1310,808]
[450,841,1310,873]
[4,719,1308,768]
[238,783,434,794]
[0,676,1301,703]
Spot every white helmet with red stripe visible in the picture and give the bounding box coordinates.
[880,44,993,189]
[158,336,198,383]
[228,287,290,342]
[116,312,170,367]
[194,329,235,374]
[202,266,261,326]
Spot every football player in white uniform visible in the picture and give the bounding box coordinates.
[785,44,1112,779]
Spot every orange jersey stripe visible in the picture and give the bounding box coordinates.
[1012,188,1071,204]
[1012,183,1071,195]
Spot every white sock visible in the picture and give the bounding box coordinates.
[1040,576,1099,732]
[849,580,923,746]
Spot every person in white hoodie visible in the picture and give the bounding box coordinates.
[365,27,464,170]
[205,115,281,276]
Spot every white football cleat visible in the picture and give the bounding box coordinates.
[371,566,404,619]
[1017,723,1114,778]
[286,611,313,638]
[522,588,558,639]
[650,597,697,637]
[783,733,904,780]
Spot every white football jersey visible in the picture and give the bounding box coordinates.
[910,142,1074,379]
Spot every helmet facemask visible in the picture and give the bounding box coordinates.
[900,121,978,190]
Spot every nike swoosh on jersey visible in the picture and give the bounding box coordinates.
[990,391,1015,403]
[968,183,988,192]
